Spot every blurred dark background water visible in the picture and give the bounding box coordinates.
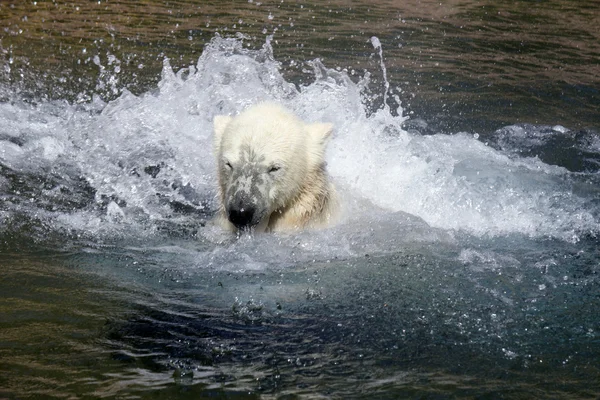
[2,0,598,133]
[1,1,599,399]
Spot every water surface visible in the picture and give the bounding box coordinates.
[1,1,599,398]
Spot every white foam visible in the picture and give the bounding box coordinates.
[0,35,598,244]
[0,140,24,168]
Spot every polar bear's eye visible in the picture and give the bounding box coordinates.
[268,165,281,174]
[224,161,233,171]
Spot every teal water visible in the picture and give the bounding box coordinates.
[1,1,599,398]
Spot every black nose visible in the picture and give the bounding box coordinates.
[228,206,256,229]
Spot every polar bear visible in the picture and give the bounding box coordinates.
[213,103,338,233]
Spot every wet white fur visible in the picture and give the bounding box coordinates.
[213,102,338,232]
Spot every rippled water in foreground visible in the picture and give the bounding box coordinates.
[1,1,599,398]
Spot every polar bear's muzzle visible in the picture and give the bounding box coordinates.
[227,195,269,230]
[227,201,260,230]
[225,171,270,230]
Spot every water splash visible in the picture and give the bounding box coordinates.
[370,36,390,111]
[0,35,598,245]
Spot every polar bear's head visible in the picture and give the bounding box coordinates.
[213,103,332,232]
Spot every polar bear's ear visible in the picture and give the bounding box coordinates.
[307,122,334,147]
[213,115,233,145]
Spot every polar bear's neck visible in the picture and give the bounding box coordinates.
[267,167,338,232]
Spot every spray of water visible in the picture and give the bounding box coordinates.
[0,35,598,248]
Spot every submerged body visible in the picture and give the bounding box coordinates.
[213,103,338,233]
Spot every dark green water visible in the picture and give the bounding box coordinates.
[2,0,598,133]
[1,1,599,399]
